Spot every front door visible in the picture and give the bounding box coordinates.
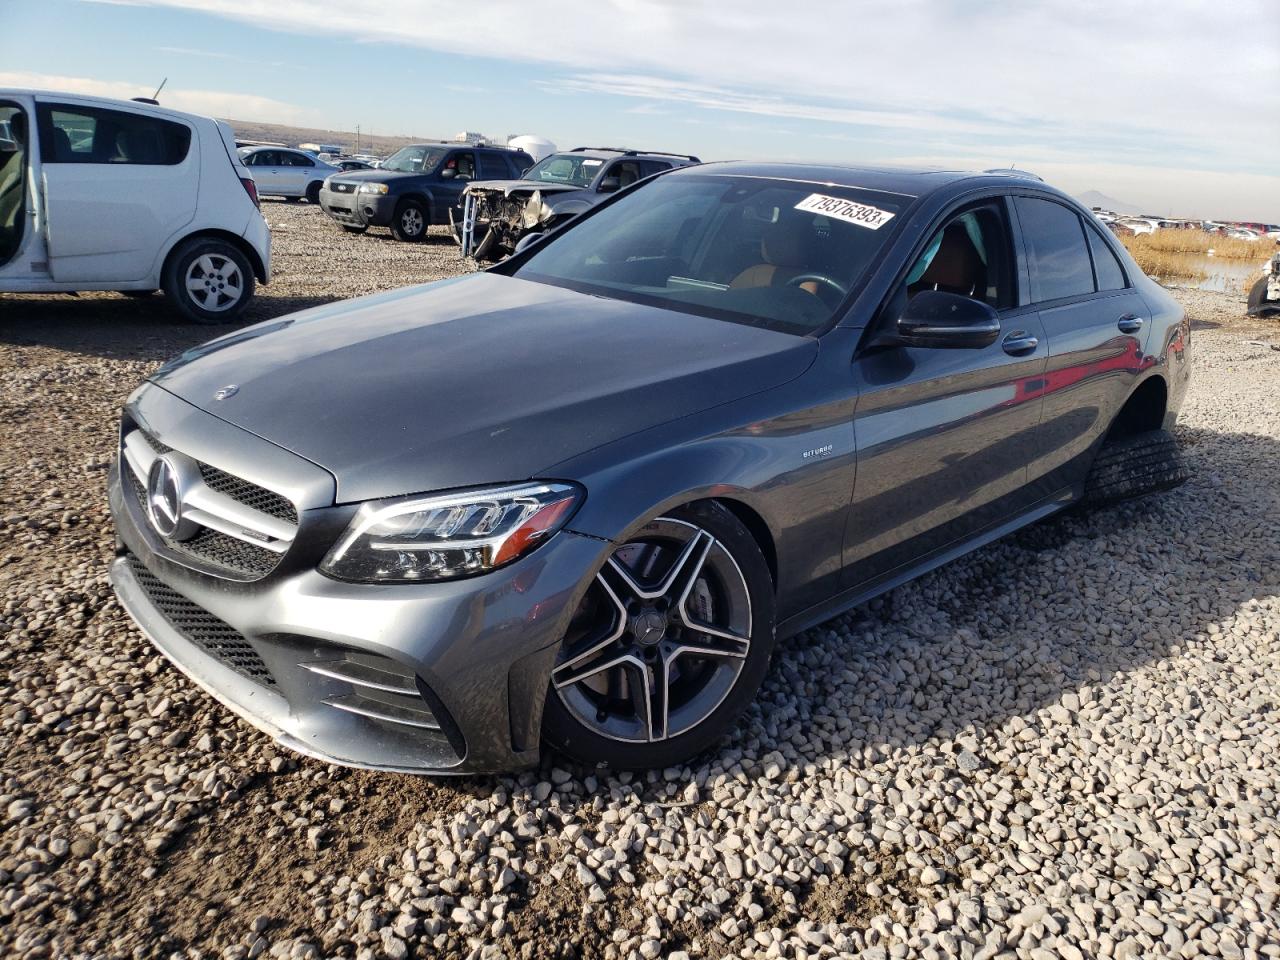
[38,100,198,282]
[844,198,1049,588]
[0,100,31,271]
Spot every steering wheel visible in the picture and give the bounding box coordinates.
[786,272,848,305]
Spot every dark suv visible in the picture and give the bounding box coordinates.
[458,147,700,260]
[318,142,533,241]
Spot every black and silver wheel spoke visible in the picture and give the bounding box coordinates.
[553,519,752,744]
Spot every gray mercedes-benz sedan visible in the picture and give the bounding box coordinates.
[108,162,1191,773]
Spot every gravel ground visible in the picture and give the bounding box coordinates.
[1,204,1278,960]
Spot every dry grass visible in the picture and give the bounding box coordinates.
[1121,230,1273,261]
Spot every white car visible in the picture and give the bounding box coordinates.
[237,147,338,203]
[0,89,270,323]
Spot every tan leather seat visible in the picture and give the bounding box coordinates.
[730,218,819,295]
[912,223,985,298]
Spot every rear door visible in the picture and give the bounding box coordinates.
[37,100,198,282]
[1011,195,1151,495]
[843,196,1049,588]
[279,150,318,195]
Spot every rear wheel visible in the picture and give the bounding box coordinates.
[542,502,775,769]
[1083,429,1188,507]
[162,238,254,325]
[390,199,428,242]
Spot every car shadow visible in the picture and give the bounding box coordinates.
[0,292,341,363]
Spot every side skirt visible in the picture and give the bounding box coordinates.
[776,486,1078,640]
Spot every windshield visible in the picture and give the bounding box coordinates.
[381,146,448,174]
[523,153,607,187]
[512,174,911,334]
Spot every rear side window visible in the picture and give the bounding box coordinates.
[477,152,506,179]
[38,103,191,165]
[283,152,314,167]
[1086,223,1127,291]
[1014,196,1095,302]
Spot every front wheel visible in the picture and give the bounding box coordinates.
[390,199,428,241]
[162,238,254,325]
[305,181,322,204]
[1083,429,1188,507]
[542,502,775,769]
[1247,275,1279,317]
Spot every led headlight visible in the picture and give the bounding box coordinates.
[320,482,581,583]
[357,183,389,195]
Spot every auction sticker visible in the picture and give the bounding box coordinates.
[794,193,895,230]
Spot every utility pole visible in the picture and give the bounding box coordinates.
[356,124,360,154]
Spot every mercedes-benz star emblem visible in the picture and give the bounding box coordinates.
[213,384,239,401]
[146,456,188,539]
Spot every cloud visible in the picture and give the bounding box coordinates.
[80,0,1279,162]
[0,71,317,124]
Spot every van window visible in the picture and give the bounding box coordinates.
[38,103,192,165]
[477,152,506,180]
[1013,196,1095,302]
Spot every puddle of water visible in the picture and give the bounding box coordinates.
[1182,253,1266,293]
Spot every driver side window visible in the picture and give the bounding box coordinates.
[906,203,1013,310]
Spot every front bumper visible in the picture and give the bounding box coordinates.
[318,186,396,228]
[106,391,606,774]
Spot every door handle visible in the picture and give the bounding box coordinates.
[1002,331,1039,356]
[1117,314,1144,333]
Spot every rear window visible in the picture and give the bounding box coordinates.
[38,103,191,165]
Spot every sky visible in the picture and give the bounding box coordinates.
[2,0,1277,221]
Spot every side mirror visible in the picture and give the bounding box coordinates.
[598,176,620,194]
[513,232,544,254]
[440,168,457,180]
[895,290,1000,349]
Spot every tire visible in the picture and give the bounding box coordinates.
[390,199,428,242]
[305,181,322,204]
[1247,276,1279,317]
[1083,429,1188,507]
[162,238,255,325]
[341,224,368,234]
[542,501,776,769]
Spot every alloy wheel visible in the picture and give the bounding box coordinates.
[184,254,244,313]
[552,518,752,744]
[401,207,424,236]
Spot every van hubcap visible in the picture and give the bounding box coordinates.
[553,519,752,744]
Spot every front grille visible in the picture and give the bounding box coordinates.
[127,470,281,578]
[331,182,354,193]
[198,463,298,524]
[127,554,275,685]
[124,430,297,580]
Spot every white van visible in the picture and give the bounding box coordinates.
[0,90,270,323]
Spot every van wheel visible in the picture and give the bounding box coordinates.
[163,238,254,325]
[391,200,428,241]
[305,182,322,204]
[1083,429,1188,507]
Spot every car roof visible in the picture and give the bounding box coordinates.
[561,148,696,162]
[399,141,528,153]
[671,161,1054,201]
[0,88,211,125]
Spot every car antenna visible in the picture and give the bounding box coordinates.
[152,77,168,101]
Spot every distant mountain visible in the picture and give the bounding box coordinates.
[1075,190,1141,215]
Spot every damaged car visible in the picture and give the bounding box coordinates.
[456,147,699,260]
[1247,248,1280,317]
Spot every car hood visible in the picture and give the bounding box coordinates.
[328,169,424,184]
[150,273,818,504]
[466,180,583,197]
